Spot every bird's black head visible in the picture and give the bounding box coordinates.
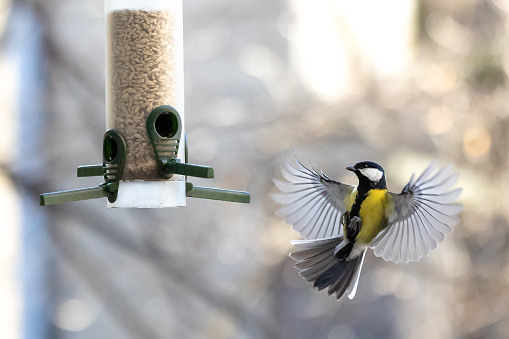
[346,161,387,189]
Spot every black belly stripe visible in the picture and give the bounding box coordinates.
[345,185,371,242]
[349,192,367,219]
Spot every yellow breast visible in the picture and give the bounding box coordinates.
[356,189,389,244]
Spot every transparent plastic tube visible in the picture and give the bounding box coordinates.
[105,0,184,181]
[105,0,185,207]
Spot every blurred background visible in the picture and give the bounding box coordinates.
[1,0,508,338]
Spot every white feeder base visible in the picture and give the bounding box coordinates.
[107,181,186,208]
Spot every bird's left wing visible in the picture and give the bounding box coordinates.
[370,161,463,263]
[272,154,355,239]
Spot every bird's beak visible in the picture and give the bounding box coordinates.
[346,166,356,172]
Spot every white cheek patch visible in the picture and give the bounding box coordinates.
[359,168,383,182]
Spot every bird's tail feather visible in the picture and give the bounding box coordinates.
[290,236,366,300]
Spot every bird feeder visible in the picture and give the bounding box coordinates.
[40,0,250,208]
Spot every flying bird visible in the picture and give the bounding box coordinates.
[272,155,462,300]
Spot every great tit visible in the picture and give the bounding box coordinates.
[272,156,462,300]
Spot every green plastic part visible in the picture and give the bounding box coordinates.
[103,130,126,186]
[41,104,252,207]
[77,165,103,177]
[40,182,119,206]
[186,185,250,203]
[147,106,216,180]
[146,105,182,179]
[102,129,126,203]
[40,130,126,206]
[163,159,214,179]
[146,108,250,204]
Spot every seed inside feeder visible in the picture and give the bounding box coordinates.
[108,9,178,180]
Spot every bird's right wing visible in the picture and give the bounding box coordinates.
[272,154,355,239]
[370,161,462,263]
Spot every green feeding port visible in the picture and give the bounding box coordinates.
[147,105,182,142]
[40,130,126,206]
[147,105,250,203]
[155,112,180,138]
[104,135,118,162]
[147,105,214,179]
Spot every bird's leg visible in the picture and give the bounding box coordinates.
[347,216,362,239]
[346,216,365,260]
[334,216,362,260]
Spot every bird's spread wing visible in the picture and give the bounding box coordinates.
[272,154,355,239]
[370,161,463,263]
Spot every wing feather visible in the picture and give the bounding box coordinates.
[272,153,355,239]
[370,162,462,263]
[399,218,410,262]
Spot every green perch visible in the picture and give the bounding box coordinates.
[186,182,250,203]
